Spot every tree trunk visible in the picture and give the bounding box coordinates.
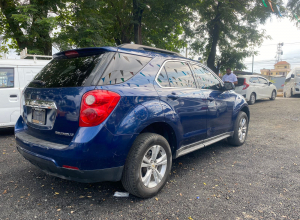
[207,2,222,74]
[0,0,28,50]
[133,0,144,44]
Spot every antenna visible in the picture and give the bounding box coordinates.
[275,42,284,63]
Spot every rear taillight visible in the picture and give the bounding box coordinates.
[242,78,249,90]
[79,90,120,127]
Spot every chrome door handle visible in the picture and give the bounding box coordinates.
[167,94,179,100]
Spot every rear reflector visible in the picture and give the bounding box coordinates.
[65,51,79,58]
[79,90,121,127]
[62,165,79,170]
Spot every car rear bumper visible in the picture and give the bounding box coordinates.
[17,145,123,183]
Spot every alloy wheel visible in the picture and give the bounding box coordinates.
[140,145,168,188]
[238,117,247,142]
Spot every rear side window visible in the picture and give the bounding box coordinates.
[157,67,170,87]
[98,53,151,85]
[163,62,196,88]
[237,78,245,86]
[28,55,104,88]
[0,68,14,88]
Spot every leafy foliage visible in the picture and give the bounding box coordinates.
[185,0,285,73]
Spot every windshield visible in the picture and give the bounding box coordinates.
[28,54,104,88]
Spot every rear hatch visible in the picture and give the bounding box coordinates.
[22,49,115,145]
[235,77,246,94]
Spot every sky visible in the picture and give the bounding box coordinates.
[243,2,300,74]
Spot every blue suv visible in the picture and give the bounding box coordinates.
[15,44,250,198]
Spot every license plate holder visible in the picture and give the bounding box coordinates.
[32,108,46,125]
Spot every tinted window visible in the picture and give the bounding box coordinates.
[28,55,104,88]
[98,53,151,85]
[0,68,14,88]
[164,62,196,88]
[259,78,268,84]
[157,67,170,87]
[249,77,259,83]
[237,78,245,86]
[191,65,221,89]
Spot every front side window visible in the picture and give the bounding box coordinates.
[98,53,151,85]
[163,61,196,88]
[259,78,268,84]
[191,64,221,90]
[0,68,14,88]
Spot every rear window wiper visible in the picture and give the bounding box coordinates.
[31,80,46,86]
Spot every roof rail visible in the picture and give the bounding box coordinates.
[20,47,52,60]
[118,43,184,57]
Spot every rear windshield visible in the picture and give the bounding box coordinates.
[28,54,104,88]
[237,78,244,86]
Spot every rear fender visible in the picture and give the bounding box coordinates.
[115,100,165,135]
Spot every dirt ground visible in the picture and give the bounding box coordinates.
[1,97,300,220]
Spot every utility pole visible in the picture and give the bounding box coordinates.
[186,46,188,58]
[275,42,284,63]
[252,55,254,74]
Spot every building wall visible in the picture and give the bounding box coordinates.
[261,62,291,77]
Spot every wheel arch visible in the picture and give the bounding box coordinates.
[240,105,250,122]
[139,122,178,157]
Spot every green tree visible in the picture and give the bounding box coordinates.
[104,0,191,52]
[287,0,300,26]
[54,0,113,51]
[0,0,65,55]
[185,0,285,73]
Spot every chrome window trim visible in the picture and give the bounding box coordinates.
[154,59,198,90]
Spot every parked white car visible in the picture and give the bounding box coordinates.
[283,67,300,97]
[234,75,277,105]
[0,59,50,128]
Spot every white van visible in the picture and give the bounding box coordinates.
[283,67,300,98]
[0,59,50,128]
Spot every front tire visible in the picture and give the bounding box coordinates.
[227,111,249,146]
[270,90,276,100]
[248,93,256,105]
[121,133,172,198]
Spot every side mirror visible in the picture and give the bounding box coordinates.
[291,74,295,78]
[224,82,235,90]
[269,82,272,86]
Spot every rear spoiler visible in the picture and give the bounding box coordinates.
[53,47,118,59]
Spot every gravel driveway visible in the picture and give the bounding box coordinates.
[1,97,300,220]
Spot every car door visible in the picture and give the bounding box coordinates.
[190,64,234,138]
[155,61,208,146]
[258,77,271,98]
[0,67,19,127]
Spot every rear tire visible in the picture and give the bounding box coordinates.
[121,133,172,198]
[227,111,248,146]
[248,93,256,105]
[270,90,276,100]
